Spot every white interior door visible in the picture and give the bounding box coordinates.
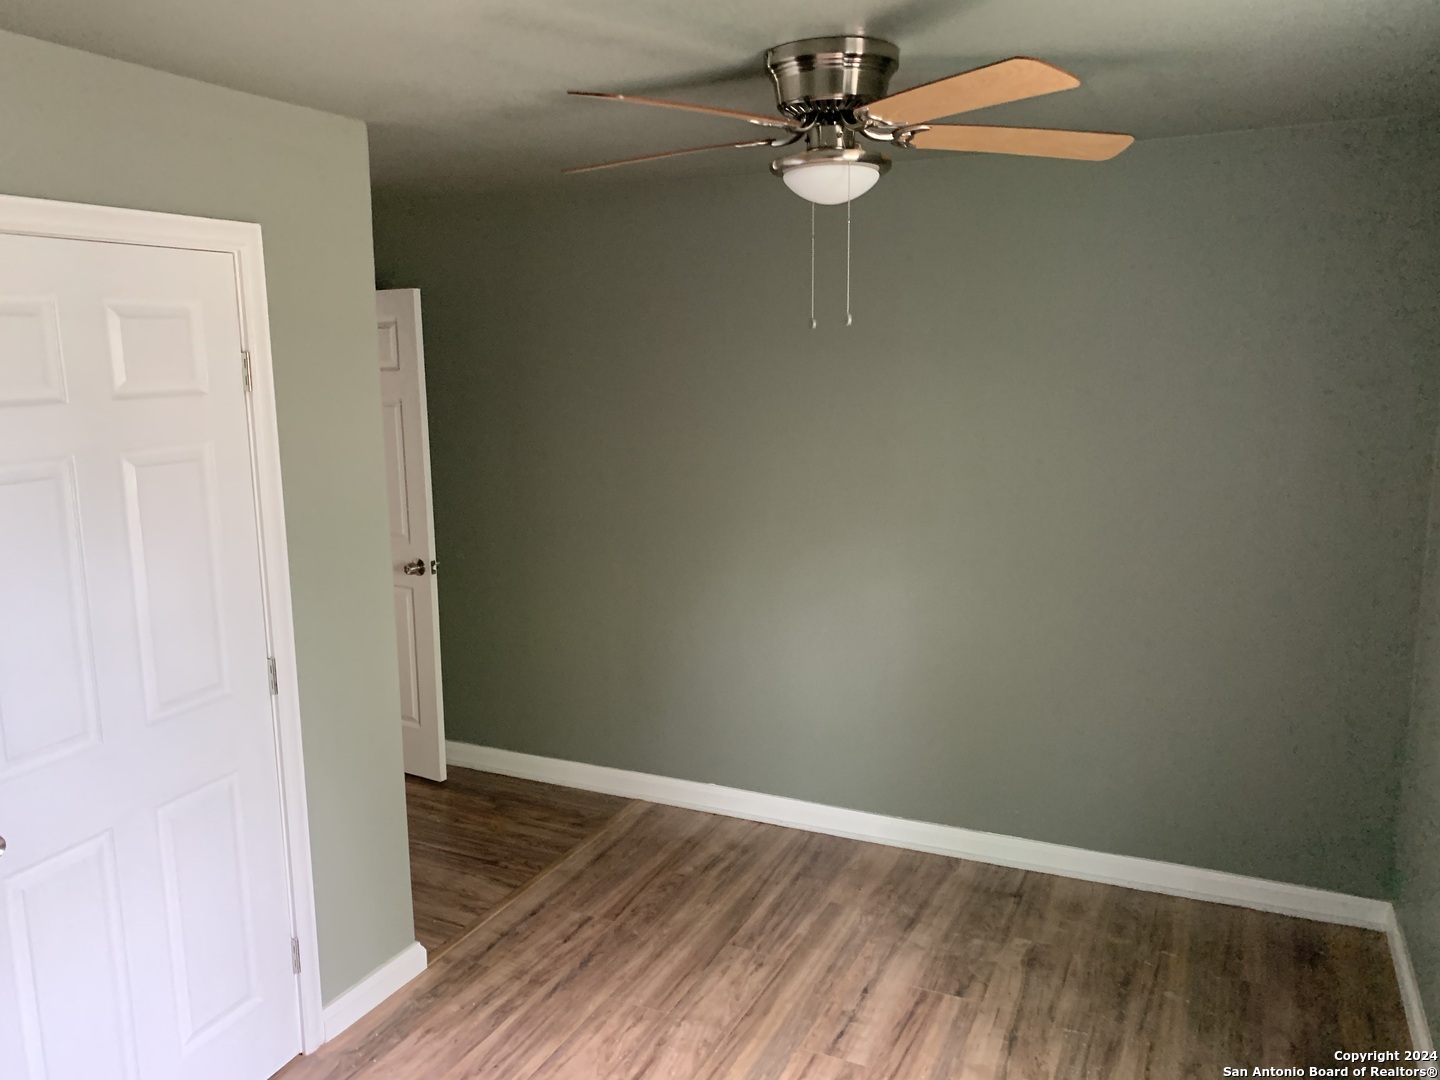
[0,232,302,1079]
[376,289,446,782]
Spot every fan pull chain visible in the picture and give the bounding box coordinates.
[805,189,855,329]
[809,201,817,331]
[845,169,853,328]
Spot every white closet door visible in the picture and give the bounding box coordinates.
[0,232,301,1080]
[377,289,446,781]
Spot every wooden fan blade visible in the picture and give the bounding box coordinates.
[568,91,794,130]
[864,58,1080,126]
[909,125,1134,161]
[562,138,775,175]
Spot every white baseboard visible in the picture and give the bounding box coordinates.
[322,941,427,1043]
[1386,908,1435,1051]
[447,741,1390,929]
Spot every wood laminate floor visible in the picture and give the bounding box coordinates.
[287,790,1409,1080]
[406,767,629,954]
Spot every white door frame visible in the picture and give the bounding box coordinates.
[0,194,325,1051]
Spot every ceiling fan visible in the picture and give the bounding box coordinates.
[565,36,1134,204]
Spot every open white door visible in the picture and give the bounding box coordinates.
[376,289,446,781]
[0,221,307,1078]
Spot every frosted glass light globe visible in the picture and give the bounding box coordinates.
[781,160,882,204]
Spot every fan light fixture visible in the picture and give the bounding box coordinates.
[771,142,892,204]
[776,157,883,205]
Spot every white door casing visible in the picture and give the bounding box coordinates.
[376,289,446,782]
[0,196,324,1073]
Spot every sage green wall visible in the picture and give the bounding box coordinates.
[1398,431,1440,1041]
[0,30,413,1002]
[375,116,1440,900]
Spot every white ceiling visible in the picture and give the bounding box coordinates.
[2,0,1437,193]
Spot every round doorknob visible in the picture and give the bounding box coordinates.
[0,835,7,858]
[402,559,426,576]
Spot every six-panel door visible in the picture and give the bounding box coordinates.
[377,289,446,782]
[0,233,302,1080]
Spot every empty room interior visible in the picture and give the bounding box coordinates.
[1,0,1439,1077]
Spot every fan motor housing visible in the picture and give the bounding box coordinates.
[765,36,900,121]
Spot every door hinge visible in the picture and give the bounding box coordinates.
[291,937,302,974]
[267,657,279,696]
[241,350,253,393]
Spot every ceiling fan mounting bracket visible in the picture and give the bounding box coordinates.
[860,123,932,147]
[764,36,900,123]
